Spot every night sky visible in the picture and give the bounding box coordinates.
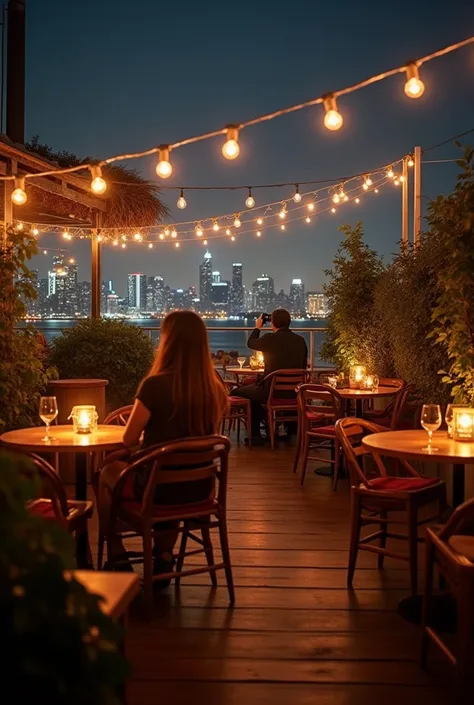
[27,0,474,297]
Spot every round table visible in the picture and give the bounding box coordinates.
[0,425,125,500]
[224,366,262,384]
[338,386,400,417]
[362,429,474,506]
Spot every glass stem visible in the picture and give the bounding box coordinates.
[428,430,432,448]
[45,422,50,439]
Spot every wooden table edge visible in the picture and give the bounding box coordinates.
[72,571,141,619]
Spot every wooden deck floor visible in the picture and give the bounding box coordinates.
[88,441,462,705]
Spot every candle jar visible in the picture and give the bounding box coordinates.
[69,405,98,434]
[445,404,469,439]
[364,374,375,391]
[452,407,474,442]
[349,365,367,390]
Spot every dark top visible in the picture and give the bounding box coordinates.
[134,373,213,504]
[247,327,308,382]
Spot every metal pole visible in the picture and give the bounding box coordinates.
[309,330,314,375]
[91,211,101,319]
[413,145,422,247]
[401,157,409,250]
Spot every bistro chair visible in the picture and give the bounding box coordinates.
[363,378,405,419]
[92,405,133,495]
[295,384,346,488]
[102,436,234,612]
[19,452,93,567]
[262,369,310,450]
[363,384,417,430]
[422,497,474,678]
[337,417,447,595]
[221,397,252,445]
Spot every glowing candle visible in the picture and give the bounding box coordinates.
[452,408,474,442]
[70,405,98,434]
[349,365,367,389]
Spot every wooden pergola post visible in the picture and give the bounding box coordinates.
[413,145,422,247]
[91,210,102,319]
[401,156,409,250]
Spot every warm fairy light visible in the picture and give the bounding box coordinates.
[12,176,27,205]
[171,229,177,238]
[355,197,360,204]
[363,175,372,191]
[331,207,336,213]
[332,193,340,204]
[394,177,400,186]
[339,186,346,199]
[43,249,47,255]
[113,240,118,246]
[404,63,425,99]
[307,202,315,212]
[133,232,142,241]
[177,189,187,209]
[97,234,102,242]
[230,235,235,241]
[32,226,39,236]
[164,228,170,236]
[121,243,126,248]
[387,168,394,179]
[222,125,240,160]
[62,230,71,240]
[234,215,241,228]
[305,216,311,223]
[279,203,287,219]
[257,218,263,225]
[213,219,220,232]
[245,189,255,208]
[408,156,414,167]
[121,234,127,241]
[156,146,173,178]
[343,195,349,202]
[225,228,231,236]
[280,224,286,231]
[90,166,107,195]
[175,242,180,248]
[69,258,75,264]
[323,94,343,131]
[159,233,165,240]
[148,243,153,248]
[256,230,261,237]
[399,174,405,182]
[195,223,203,237]
[374,188,379,193]
[203,239,208,245]
[16,222,24,230]
[293,185,302,203]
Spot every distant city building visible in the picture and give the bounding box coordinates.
[252,274,275,312]
[199,251,213,311]
[289,278,305,316]
[101,280,114,314]
[212,271,221,284]
[211,280,230,306]
[127,273,147,312]
[146,275,165,313]
[106,293,120,316]
[306,292,328,317]
[230,263,244,315]
[78,281,91,316]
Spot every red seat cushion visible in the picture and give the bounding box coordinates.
[120,474,216,518]
[28,499,58,519]
[267,398,298,407]
[368,476,440,492]
[308,425,336,436]
[307,409,333,419]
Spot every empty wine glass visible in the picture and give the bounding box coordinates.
[39,396,58,441]
[237,356,246,370]
[421,404,441,452]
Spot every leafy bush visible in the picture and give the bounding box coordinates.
[50,318,154,409]
[0,226,57,432]
[0,451,128,703]
[320,222,386,371]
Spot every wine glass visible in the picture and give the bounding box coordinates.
[421,404,441,452]
[39,396,58,441]
[237,356,246,370]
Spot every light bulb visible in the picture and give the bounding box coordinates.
[408,156,414,167]
[43,249,48,254]
[307,202,315,212]
[121,243,126,249]
[62,230,70,240]
[16,222,24,230]
[279,204,286,219]
[177,189,187,209]
[164,228,170,236]
[343,195,349,202]
[113,240,118,246]
[355,197,360,204]
[332,194,340,204]
[32,227,39,236]
[175,242,180,248]
[203,239,208,245]
[134,232,142,241]
[387,168,394,179]
[256,230,261,237]
[213,220,220,232]
[12,177,27,205]
[97,234,102,242]
[366,176,373,186]
[234,215,241,228]
[171,229,177,238]
[280,224,286,231]
[195,223,203,237]
[156,145,172,178]
[257,218,263,225]
[399,175,405,182]
[225,228,231,236]
[404,64,425,99]
[323,95,343,131]
[293,185,302,203]
[245,189,255,208]
[121,234,127,241]
[90,166,107,195]
[231,235,235,241]
[363,183,369,191]
[331,207,336,214]
[148,243,153,249]
[159,233,165,240]
[375,188,379,194]
[339,188,346,199]
[394,178,400,186]
[305,216,311,223]
[222,125,240,160]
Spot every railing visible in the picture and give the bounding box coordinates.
[28,323,330,373]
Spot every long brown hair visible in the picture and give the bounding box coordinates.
[148,310,228,435]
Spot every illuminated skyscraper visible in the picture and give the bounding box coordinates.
[127,273,147,313]
[230,263,244,315]
[252,274,275,311]
[289,278,305,316]
[199,251,213,310]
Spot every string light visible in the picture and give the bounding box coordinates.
[394,176,400,186]
[339,186,346,199]
[355,197,360,204]
[32,226,39,236]
[256,230,261,237]
[234,214,242,228]
[97,234,102,242]
[62,229,71,240]
[343,195,349,202]
[177,189,187,209]
[121,243,126,248]
[305,216,311,223]
[257,218,263,225]
[225,228,231,236]
[399,174,405,182]
[159,233,165,240]
[121,234,127,241]
[133,232,142,241]
[387,168,394,179]
[331,207,336,214]
[69,258,75,264]
[156,145,173,178]
[230,235,235,241]
[164,228,170,236]
[245,188,255,208]
[307,202,315,212]
[222,125,240,160]
[404,63,425,98]
[175,242,180,248]
[16,222,24,230]
[374,188,379,193]
[90,166,107,195]
[203,239,208,245]
[332,193,340,204]
[363,175,372,190]
[323,95,343,131]
[171,229,177,238]
[280,224,286,231]
[195,223,203,237]
[113,240,118,246]
[279,203,287,219]
[43,249,47,255]
[148,243,153,249]
[408,156,414,167]
[293,185,302,203]
[213,219,220,231]
[12,177,27,205]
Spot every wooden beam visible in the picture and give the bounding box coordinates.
[401,157,409,250]
[91,211,102,319]
[413,145,422,247]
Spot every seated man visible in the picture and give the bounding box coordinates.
[232,308,308,444]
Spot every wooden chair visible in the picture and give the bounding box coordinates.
[336,417,447,595]
[20,452,93,567]
[295,384,346,487]
[363,384,417,430]
[363,378,405,420]
[422,498,474,677]
[221,397,252,445]
[103,436,234,611]
[262,369,310,450]
[103,405,133,426]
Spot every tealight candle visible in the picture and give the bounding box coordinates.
[364,375,375,390]
[452,407,474,442]
[69,405,98,434]
[349,365,367,390]
[256,351,264,368]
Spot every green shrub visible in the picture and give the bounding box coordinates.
[0,451,128,703]
[0,226,57,433]
[50,318,154,409]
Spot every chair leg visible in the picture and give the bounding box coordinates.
[407,501,419,596]
[76,520,92,569]
[236,417,241,444]
[347,490,362,588]
[175,524,189,587]
[455,581,474,679]
[268,409,275,450]
[142,527,154,615]
[247,403,252,446]
[421,540,435,671]
[293,423,302,473]
[218,514,235,606]
[377,510,388,569]
[97,529,105,570]
[202,525,217,588]
[332,441,340,491]
[300,433,310,486]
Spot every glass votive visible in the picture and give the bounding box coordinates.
[452,407,474,442]
[349,365,367,390]
[364,374,375,390]
[69,405,98,434]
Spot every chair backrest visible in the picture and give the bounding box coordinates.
[336,417,419,487]
[389,384,417,430]
[378,377,405,389]
[297,383,345,428]
[265,369,310,404]
[103,405,133,426]
[439,497,474,540]
[11,451,70,523]
[113,435,231,517]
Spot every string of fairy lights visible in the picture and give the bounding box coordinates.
[6,34,474,208]
[16,158,406,248]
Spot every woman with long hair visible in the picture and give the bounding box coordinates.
[98,310,228,573]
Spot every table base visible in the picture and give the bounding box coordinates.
[397,593,457,630]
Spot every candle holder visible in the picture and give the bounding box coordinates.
[69,405,98,434]
[249,351,265,371]
[452,407,474,442]
[349,365,367,390]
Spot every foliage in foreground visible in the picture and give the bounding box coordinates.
[0,226,57,432]
[50,318,155,409]
[0,451,128,704]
